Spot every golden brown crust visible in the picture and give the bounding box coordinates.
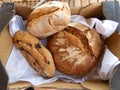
[66,23,103,57]
[27,6,59,23]
[26,1,71,38]
[47,23,103,76]
[13,30,56,78]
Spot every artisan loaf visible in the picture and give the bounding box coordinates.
[13,30,56,78]
[47,23,103,76]
[27,1,71,38]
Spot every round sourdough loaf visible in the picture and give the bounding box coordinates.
[27,1,71,38]
[47,23,103,76]
[13,30,56,78]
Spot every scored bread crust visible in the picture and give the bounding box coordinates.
[13,30,56,78]
[47,23,103,76]
[27,1,71,38]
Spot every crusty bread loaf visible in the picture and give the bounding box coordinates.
[47,23,103,76]
[13,30,56,78]
[27,1,71,38]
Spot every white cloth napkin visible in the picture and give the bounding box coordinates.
[71,15,118,38]
[6,15,120,86]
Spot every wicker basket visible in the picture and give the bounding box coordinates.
[43,0,108,7]
[1,0,110,7]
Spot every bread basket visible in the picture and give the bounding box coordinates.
[0,0,120,90]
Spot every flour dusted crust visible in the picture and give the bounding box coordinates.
[47,23,103,76]
[27,1,71,38]
[13,30,55,78]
